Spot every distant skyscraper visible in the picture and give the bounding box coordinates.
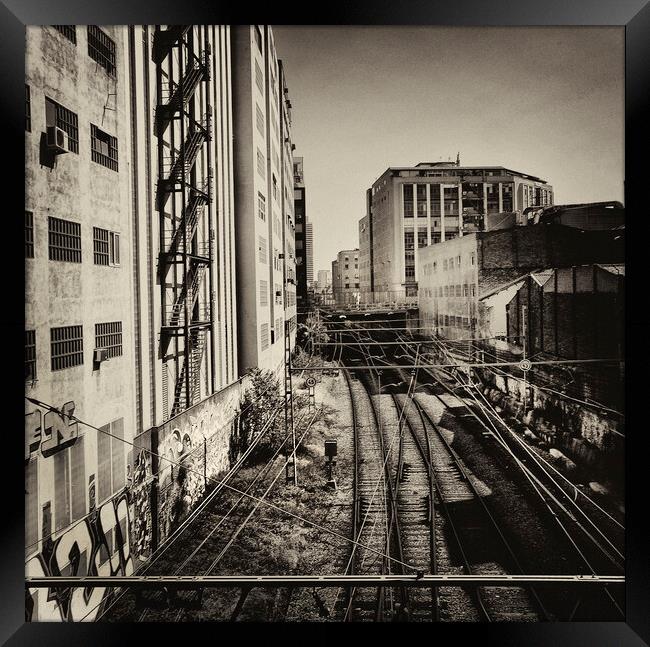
[293,156,309,307]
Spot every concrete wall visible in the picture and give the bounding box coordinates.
[25,24,136,576]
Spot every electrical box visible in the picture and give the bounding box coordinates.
[324,439,337,458]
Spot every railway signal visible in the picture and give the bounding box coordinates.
[324,439,338,489]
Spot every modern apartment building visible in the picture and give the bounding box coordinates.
[232,25,296,376]
[25,25,137,616]
[332,249,360,306]
[366,161,554,299]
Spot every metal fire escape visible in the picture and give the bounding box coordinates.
[155,26,213,418]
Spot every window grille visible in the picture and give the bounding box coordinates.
[260,280,268,306]
[51,325,84,370]
[87,25,116,76]
[254,26,263,54]
[258,192,266,221]
[45,98,79,153]
[48,217,81,263]
[53,25,77,43]
[255,60,264,95]
[25,211,34,258]
[93,227,109,265]
[95,322,123,358]
[260,323,270,350]
[257,148,265,178]
[25,330,36,381]
[258,235,267,263]
[256,104,265,136]
[25,85,31,132]
[91,124,118,171]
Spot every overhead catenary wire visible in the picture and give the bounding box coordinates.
[27,396,420,617]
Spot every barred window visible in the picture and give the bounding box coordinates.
[258,235,267,264]
[91,124,118,171]
[258,192,266,221]
[53,25,77,44]
[25,330,36,381]
[25,211,34,259]
[260,323,270,350]
[260,280,268,306]
[45,98,79,153]
[256,104,265,136]
[51,325,84,370]
[254,26,263,54]
[25,85,31,132]
[255,60,264,95]
[93,227,109,265]
[257,148,265,178]
[95,321,123,358]
[87,25,116,77]
[48,216,81,263]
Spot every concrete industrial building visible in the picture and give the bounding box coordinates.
[25,24,299,621]
[25,26,137,587]
[232,25,297,376]
[417,221,625,341]
[317,269,331,288]
[332,249,360,306]
[363,160,554,301]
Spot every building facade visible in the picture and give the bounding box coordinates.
[417,223,625,341]
[332,249,360,306]
[25,24,137,619]
[366,161,554,299]
[293,156,308,308]
[232,25,296,376]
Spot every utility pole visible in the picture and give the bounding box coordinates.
[284,319,297,486]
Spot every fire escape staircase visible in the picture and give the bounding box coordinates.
[171,328,207,417]
[163,127,208,189]
[152,26,191,64]
[167,263,208,328]
[163,192,208,260]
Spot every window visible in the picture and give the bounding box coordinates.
[25,211,34,258]
[48,217,81,263]
[254,26,263,54]
[87,25,116,76]
[457,255,461,265]
[53,25,77,44]
[255,60,264,95]
[97,419,125,504]
[345,283,350,289]
[257,148,265,178]
[110,232,120,266]
[51,325,83,370]
[25,330,36,381]
[403,184,414,217]
[93,227,109,265]
[25,457,38,557]
[260,323,270,350]
[443,259,448,271]
[258,235,267,263]
[256,104,265,136]
[470,252,476,266]
[471,284,476,297]
[272,175,278,201]
[463,284,469,297]
[258,192,266,221]
[45,98,79,153]
[91,124,118,171]
[95,321,123,358]
[54,435,85,532]
[25,85,31,132]
[260,280,268,306]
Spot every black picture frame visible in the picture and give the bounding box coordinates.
[4,0,649,643]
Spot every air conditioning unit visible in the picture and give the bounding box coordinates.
[46,126,68,154]
[94,348,109,364]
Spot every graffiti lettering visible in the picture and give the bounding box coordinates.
[26,403,79,461]
[25,490,133,622]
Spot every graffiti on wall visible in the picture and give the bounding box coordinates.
[25,490,133,622]
[25,402,79,461]
[157,380,244,543]
[130,449,153,560]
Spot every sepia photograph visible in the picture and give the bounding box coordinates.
[13,7,645,636]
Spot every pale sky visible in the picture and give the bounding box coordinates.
[273,26,624,275]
